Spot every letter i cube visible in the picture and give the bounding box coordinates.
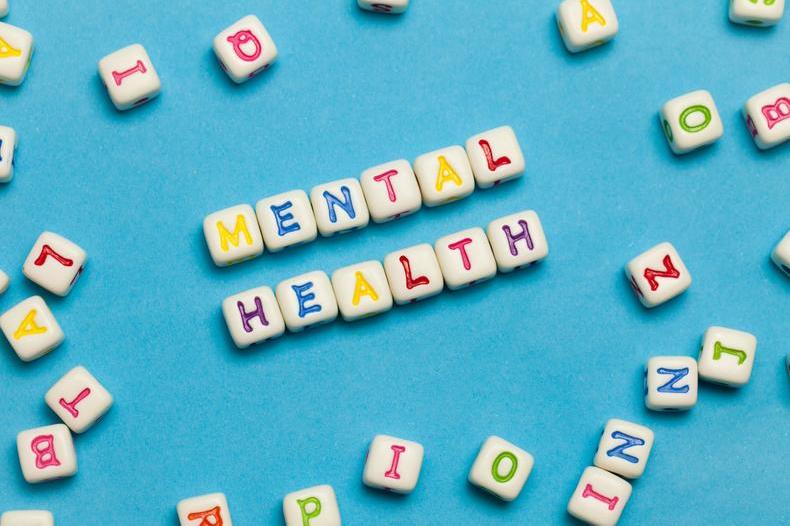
[697,326,757,387]
[283,485,341,526]
[567,466,632,526]
[0,125,17,183]
[487,210,549,272]
[625,242,691,308]
[23,232,87,296]
[593,419,654,479]
[435,227,497,289]
[363,434,424,493]
[660,90,724,154]
[203,204,264,266]
[468,436,534,501]
[359,159,422,223]
[45,366,114,433]
[0,511,54,526]
[358,0,409,14]
[98,44,161,110]
[465,126,525,188]
[177,493,233,526]
[16,424,77,483]
[222,286,285,348]
[1,296,64,362]
[0,22,33,86]
[743,83,790,150]
[772,230,790,276]
[730,0,785,26]
[213,15,277,83]
[556,0,619,53]
[645,356,698,411]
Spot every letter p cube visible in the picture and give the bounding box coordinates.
[283,485,341,526]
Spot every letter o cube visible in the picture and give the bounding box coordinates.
[743,83,790,150]
[98,44,161,110]
[660,90,724,154]
[16,424,77,484]
[487,210,549,272]
[383,243,444,305]
[213,15,277,83]
[331,260,393,321]
[413,146,475,206]
[435,227,497,290]
[468,436,534,501]
[697,326,757,387]
[177,493,233,526]
[275,271,339,332]
[359,159,422,223]
[567,466,632,526]
[0,510,54,526]
[363,434,424,494]
[283,485,341,526]
[465,126,525,188]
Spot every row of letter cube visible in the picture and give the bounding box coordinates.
[204,126,525,266]
[222,209,548,347]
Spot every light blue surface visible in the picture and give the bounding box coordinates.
[1,1,788,524]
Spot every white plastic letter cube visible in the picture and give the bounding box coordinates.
[697,326,757,387]
[0,1,7,18]
[222,286,285,348]
[1,296,64,362]
[487,210,549,272]
[0,22,33,86]
[567,466,632,526]
[331,260,393,321]
[358,0,409,14]
[730,0,785,26]
[275,271,339,332]
[645,356,698,411]
[743,83,790,150]
[772,230,790,275]
[468,436,534,501]
[363,434,424,493]
[625,242,691,308]
[203,204,264,266]
[435,227,497,290]
[0,269,8,294]
[0,511,54,526]
[23,232,87,296]
[98,44,161,110]
[45,366,113,433]
[383,243,444,304]
[256,190,317,252]
[465,126,525,188]
[214,15,277,83]
[660,90,724,154]
[360,159,422,223]
[593,419,654,479]
[413,146,475,206]
[556,0,619,53]
[0,125,17,182]
[17,424,77,483]
[283,485,341,526]
[310,178,370,236]
[177,493,233,526]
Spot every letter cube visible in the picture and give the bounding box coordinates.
[468,436,534,501]
[203,204,264,266]
[17,424,77,483]
[593,419,654,479]
[331,260,393,321]
[0,22,33,86]
[45,366,113,433]
[0,125,16,182]
[465,126,525,188]
[358,0,409,14]
[275,271,339,332]
[697,326,757,387]
[413,145,475,206]
[645,356,698,411]
[730,0,785,26]
[359,159,422,223]
[1,296,64,362]
[0,0,7,18]
[22,231,87,296]
[567,466,631,526]
[660,90,724,154]
[435,227,497,290]
[213,15,277,83]
[743,83,790,150]
[383,243,444,304]
[556,0,619,53]
[772,230,790,276]
[363,434,424,493]
[222,285,285,348]
[625,241,691,308]
[283,485,341,526]
[98,44,161,110]
[0,269,8,294]
[256,190,318,252]
[310,178,370,236]
[177,493,233,526]
[487,210,549,272]
[0,511,54,526]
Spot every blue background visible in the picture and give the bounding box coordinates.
[1,1,788,524]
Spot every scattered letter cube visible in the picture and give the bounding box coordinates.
[383,243,444,304]
[697,326,757,387]
[487,210,548,272]
[222,285,285,348]
[413,146,475,206]
[435,227,497,289]
[0,269,8,294]
[360,159,422,223]
[593,419,654,479]
[0,510,54,526]
[214,15,277,83]
[310,178,370,236]
[177,493,233,526]
[645,356,698,411]
[363,434,424,493]
[557,0,619,53]
[256,190,318,252]
[0,22,33,86]
[332,260,393,321]
[0,125,16,182]
[275,271,339,332]
[730,0,785,26]
[468,435,534,501]
[98,44,161,110]
[17,424,77,483]
[743,83,790,150]
[1,296,64,362]
[772,230,790,275]
[23,231,87,296]
[45,366,113,433]
[625,241,691,308]
[567,466,632,526]
[203,204,264,266]
[283,485,341,526]
[465,126,525,188]
[660,90,724,154]
[358,0,409,14]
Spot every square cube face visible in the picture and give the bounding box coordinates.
[468,436,534,502]
[557,0,619,53]
[17,424,77,483]
[358,0,409,14]
[256,190,318,252]
[23,232,87,296]
[177,493,233,526]
[222,286,285,348]
[0,22,33,86]
[203,204,264,267]
[567,466,632,526]
[593,419,654,479]
[660,90,724,154]
[0,296,64,362]
[744,83,790,150]
[283,485,341,526]
[383,243,444,305]
[413,146,475,206]
[98,44,161,110]
[0,125,17,182]
[363,435,424,493]
[730,0,785,26]
[275,271,339,332]
[487,210,549,272]
[331,261,393,321]
[0,510,54,526]
[625,242,691,308]
[310,178,370,236]
[772,230,790,276]
[698,326,757,387]
[465,126,525,188]
[45,366,113,433]
[645,356,698,411]
[360,159,422,223]
[435,228,497,290]
[213,15,277,83]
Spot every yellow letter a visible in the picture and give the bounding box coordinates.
[435,155,463,192]
[13,310,47,340]
[217,215,253,252]
[351,271,379,306]
[580,0,606,32]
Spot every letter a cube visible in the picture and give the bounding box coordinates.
[1,296,64,362]
[283,485,341,526]
[177,493,233,526]
[625,242,691,308]
[16,424,77,483]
